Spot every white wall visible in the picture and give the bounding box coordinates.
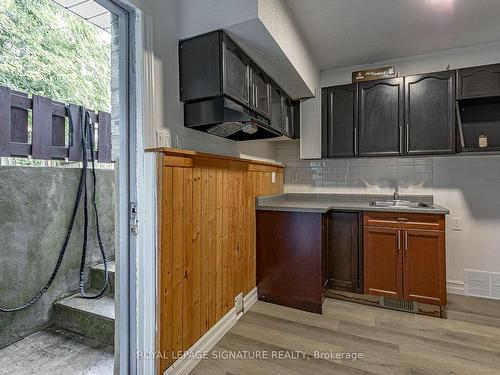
[321,40,500,86]
[296,41,500,293]
[257,0,319,94]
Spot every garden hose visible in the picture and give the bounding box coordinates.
[0,106,109,312]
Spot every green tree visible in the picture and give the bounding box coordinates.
[0,0,111,112]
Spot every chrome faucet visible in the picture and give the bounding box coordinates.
[393,185,400,201]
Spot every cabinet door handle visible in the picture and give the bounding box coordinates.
[404,230,408,255]
[399,124,403,154]
[354,127,358,155]
[396,217,409,222]
[406,123,410,154]
[397,230,401,251]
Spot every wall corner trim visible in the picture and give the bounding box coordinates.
[163,288,256,375]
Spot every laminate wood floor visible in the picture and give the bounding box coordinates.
[192,295,500,375]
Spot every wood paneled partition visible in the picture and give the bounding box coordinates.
[152,148,284,372]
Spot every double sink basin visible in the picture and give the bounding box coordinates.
[369,199,433,209]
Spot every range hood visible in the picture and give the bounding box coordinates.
[183,96,282,141]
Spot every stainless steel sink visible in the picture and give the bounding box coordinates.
[369,200,432,208]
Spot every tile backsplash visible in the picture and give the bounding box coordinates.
[276,141,433,193]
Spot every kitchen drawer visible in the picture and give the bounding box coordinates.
[363,211,444,231]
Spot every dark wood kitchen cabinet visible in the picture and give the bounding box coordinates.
[179,30,303,139]
[270,82,284,132]
[326,211,362,293]
[363,226,402,299]
[179,31,251,105]
[270,83,300,138]
[358,77,404,156]
[256,210,326,313]
[404,229,446,305]
[457,63,500,99]
[405,71,455,155]
[363,212,446,305]
[223,35,251,106]
[282,95,295,138]
[250,63,271,118]
[321,84,358,158]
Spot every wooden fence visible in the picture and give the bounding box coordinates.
[0,86,112,162]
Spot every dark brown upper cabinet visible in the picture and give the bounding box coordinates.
[179,31,223,102]
[179,31,251,105]
[322,84,358,158]
[404,71,456,155]
[222,35,251,106]
[458,63,500,100]
[282,94,295,138]
[270,83,299,138]
[358,77,404,157]
[179,30,302,139]
[250,63,271,118]
[270,82,283,133]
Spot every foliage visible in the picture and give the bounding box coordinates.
[0,0,111,111]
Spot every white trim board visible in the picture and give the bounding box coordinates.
[447,280,466,296]
[164,287,258,375]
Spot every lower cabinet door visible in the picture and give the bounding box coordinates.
[364,226,402,299]
[327,211,362,293]
[403,229,446,305]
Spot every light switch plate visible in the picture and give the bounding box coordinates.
[452,217,463,231]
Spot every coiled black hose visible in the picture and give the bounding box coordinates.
[0,106,109,312]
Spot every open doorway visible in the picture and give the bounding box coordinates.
[0,0,134,373]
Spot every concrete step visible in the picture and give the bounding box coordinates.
[54,291,114,346]
[90,261,115,297]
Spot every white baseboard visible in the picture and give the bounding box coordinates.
[243,287,257,312]
[164,288,256,375]
[447,280,466,295]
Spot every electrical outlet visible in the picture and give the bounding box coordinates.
[452,217,463,231]
[235,292,243,314]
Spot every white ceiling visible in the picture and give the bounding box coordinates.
[286,0,500,70]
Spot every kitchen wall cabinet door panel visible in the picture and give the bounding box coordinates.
[270,83,283,133]
[403,229,446,305]
[358,78,404,156]
[250,65,271,118]
[363,226,402,299]
[327,211,362,293]
[282,96,294,138]
[405,71,455,155]
[458,63,500,99]
[223,35,251,106]
[323,85,358,158]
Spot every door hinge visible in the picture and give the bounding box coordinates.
[129,202,138,236]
